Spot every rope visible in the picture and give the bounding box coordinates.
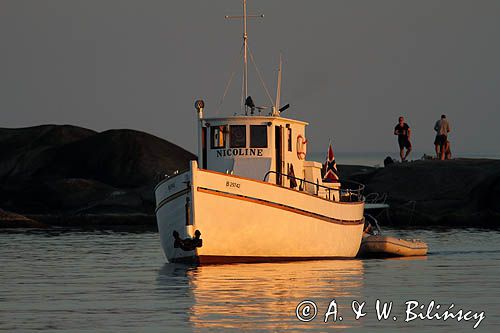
[247,43,275,106]
[218,41,276,115]
[217,44,245,115]
[241,60,245,114]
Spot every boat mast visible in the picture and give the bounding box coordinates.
[243,0,248,104]
[225,1,263,114]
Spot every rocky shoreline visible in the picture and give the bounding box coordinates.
[340,159,500,227]
[1,125,499,229]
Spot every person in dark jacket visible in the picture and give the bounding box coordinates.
[394,116,412,162]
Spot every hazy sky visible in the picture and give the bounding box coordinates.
[1,0,499,154]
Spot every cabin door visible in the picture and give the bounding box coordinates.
[275,126,283,185]
[202,127,207,169]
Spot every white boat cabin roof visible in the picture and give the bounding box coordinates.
[203,115,308,126]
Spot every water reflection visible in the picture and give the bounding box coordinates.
[159,260,364,331]
[3,228,499,331]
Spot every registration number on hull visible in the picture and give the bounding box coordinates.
[226,181,241,189]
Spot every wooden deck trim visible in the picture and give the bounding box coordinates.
[197,187,364,225]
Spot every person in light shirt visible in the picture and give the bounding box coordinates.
[434,114,451,160]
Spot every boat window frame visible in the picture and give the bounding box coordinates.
[287,126,292,152]
[229,125,247,148]
[210,125,226,149]
[250,125,268,148]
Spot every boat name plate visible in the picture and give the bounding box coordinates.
[216,148,264,158]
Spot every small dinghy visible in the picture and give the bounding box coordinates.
[358,235,428,258]
[357,214,428,258]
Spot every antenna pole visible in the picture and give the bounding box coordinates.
[243,0,248,104]
[274,53,282,116]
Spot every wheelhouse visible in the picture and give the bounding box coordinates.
[197,115,339,196]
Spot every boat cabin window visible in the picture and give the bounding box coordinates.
[210,125,226,149]
[250,125,268,148]
[230,125,246,148]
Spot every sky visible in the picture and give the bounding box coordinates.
[1,0,499,154]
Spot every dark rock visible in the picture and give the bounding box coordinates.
[0,208,47,228]
[37,129,196,188]
[0,125,195,225]
[362,159,500,226]
[39,178,115,211]
[0,126,195,188]
[337,164,378,184]
[0,125,96,186]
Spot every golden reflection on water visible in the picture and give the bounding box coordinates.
[186,260,364,331]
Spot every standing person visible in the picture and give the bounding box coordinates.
[444,140,452,160]
[434,114,451,160]
[394,116,412,162]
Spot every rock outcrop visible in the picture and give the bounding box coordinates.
[0,125,196,227]
[342,159,500,227]
[0,208,47,228]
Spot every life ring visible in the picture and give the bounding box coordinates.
[296,134,307,160]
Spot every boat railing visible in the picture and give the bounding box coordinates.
[154,168,190,192]
[262,171,365,202]
[340,180,366,202]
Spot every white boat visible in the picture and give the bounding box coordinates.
[155,1,365,264]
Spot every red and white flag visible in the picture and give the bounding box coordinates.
[323,143,340,183]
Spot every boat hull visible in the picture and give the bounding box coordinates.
[155,161,365,264]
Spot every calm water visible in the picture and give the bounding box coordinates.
[1,228,499,332]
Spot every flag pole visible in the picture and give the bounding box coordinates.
[326,139,331,161]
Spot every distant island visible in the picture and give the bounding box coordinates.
[1,125,499,228]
